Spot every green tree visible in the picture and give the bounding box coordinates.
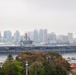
[29,61,45,75]
[43,60,54,75]
[0,67,2,75]
[54,64,67,75]
[73,72,76,75]
[2,60,23,75]
[6,54,13,61]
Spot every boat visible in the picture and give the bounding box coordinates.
[20,33,33,47]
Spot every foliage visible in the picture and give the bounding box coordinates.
[16,51,70,71]
[0,67,2,75]
[29,61,45,75]
[52,56,70,71]
[73,72,76,75]
[16,51,70,75]
[6,54,13,61]
[2,60,23,75]
[1,54,23,75]
[43,60,54,75]
[47,51,62,58]
[53,63,67,75]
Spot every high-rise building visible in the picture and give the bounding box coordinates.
[0,32,1,38]
[56,35,63,43]
[0,32,2,42]
[33,29,38,43]
[68,33,73,43]
[43,29,47,43]
[39,29,44,43]
[27,32,33,41]
[48,32,56,43]
[13,31,20,44]
[62,35,69,43]
[4,31,12,42]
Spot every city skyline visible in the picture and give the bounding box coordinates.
[0,29,75,38]
[0,29,74,45]
[0,0,76,36]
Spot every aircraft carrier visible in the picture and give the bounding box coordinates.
[0,33,76,54]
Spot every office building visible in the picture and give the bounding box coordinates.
[48,32,56,43]
[68,33,73,43]
[13,31,20,44]
[33,29,38,43]
[43,29,47,43]
[27,31,33,41]
[39,29,44,43]
[4,31,12,42]
[0,32,1,38]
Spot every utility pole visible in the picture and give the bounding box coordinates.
[26,61,28,75]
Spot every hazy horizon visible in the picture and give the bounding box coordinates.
[0,0,76,37]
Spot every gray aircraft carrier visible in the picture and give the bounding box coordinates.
[0,33,76,54]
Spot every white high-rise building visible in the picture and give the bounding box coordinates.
[43,29,47,43]
[39,29,44,43]
[13,31,20,44]
[0,32,1,38]
[62,35,69,43]
[48,32,56,43]
[27,31,33,40]
[4,31,12,42]
[0,32,2,42]
[68,33,73,43]
[33,29,38,43]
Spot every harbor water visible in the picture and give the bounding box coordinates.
[0,52,76,62]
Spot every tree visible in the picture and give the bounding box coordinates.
[29,61,45,75]
[0,67,2,75]
[43,60,54,75]
[54,64,67,75]
[16,51,70,75]
[6,54,13,61]
[2,60,23,75]
[73,72,76,75]
[1,54,23,75]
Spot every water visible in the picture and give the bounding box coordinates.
[0,52,76,62]
[0,54,17,62]
[62,52,76,58]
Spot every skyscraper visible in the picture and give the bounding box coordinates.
[13,31,20,44]
[4,31,12,42]
[62,35,69,43]
[48,32,56,43]
[33,29,38,43]
[0,32,1,38]
[68,33,73,43]
[39,29,44,43]
[43,29,47,43]
[27,31,33,41]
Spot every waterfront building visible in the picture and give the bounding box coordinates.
[68,33,73,43]
[43,29,47,43]
[0,32,1,38]
[48,32,56,43]
[62,35,69,44]
[13,31,20,45]
[27,31,33,41]
[39,29,44,43]
[56,35,63,43]
[3,31,12,42]
[33,29,39,43]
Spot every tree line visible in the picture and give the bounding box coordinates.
[0,51,71,75]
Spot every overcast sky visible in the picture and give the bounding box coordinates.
[0,0,76,36]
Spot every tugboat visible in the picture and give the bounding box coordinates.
[20,33,33,47]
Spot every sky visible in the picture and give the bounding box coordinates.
[0,0,76,37]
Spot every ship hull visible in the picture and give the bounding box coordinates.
[0,46,76,54]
